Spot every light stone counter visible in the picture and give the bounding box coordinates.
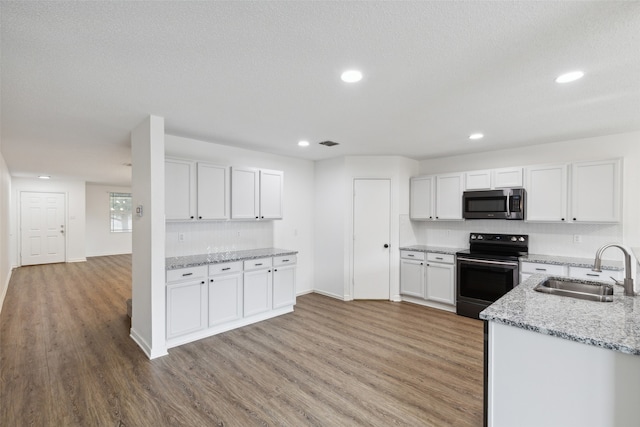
[398,245,464,255]
[166,248,298,270]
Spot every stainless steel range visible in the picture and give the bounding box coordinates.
[456,233,528,319]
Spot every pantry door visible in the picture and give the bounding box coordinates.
[20,192,66,266]
[353,179,391,300]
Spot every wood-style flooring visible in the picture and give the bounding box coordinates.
[0,255,484,426]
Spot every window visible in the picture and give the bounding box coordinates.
[110,192,132,232]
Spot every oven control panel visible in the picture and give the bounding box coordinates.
[469,233,527,243]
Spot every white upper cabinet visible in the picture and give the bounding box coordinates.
[410,176,435,220]
[464,167,523,190]
[165,158,229,221]
[465,170,492,190]
[231,167,260,219]
[165,158,196,220]
[571,159,621,223]
[525,164,568,222]
[197,163,229,220]
[435,173,464,220]
[231,167,284,220]
[492,167,523,188]
[259,169,284,220]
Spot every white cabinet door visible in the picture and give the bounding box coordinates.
[435,173,463,220]
[208,273,243,327]
[231,167,260,219]
[568,266,622,284]
[571,159,621,223]
[410,176,434,220]
[197,163,228,220]
[259,169,283,220]
[525,164,568,222]
[426,262,455,305]
[493,167,523,188]
[165,159,195,220]
[400,259,425,297]
[465,170,492,190]
[166,279,207,339]
[243,268,273,317]
[273,264,296,309]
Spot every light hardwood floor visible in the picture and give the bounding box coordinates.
[0,255,484,426]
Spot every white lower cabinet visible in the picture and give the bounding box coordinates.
[520,261,622,285]
[208,269,243,327]
[400,250,455,311]
[166,254,296,348]
[243,268,273,317]
[426,260,455,305]
[167,278,208,339]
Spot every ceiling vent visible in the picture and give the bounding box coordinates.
[319,140,339,147]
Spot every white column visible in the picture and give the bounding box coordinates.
[130,115,167,359]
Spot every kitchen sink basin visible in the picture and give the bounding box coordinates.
[533,278,614,302]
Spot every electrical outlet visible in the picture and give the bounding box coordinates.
[178,233,185,242]
[573,235,582,243]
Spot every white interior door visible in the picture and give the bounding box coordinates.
[20,192,66,266]
[353,179,390,300]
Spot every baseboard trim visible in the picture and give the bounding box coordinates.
[130,328,168,360]
[0,268,12,316]
[312,289,347,301]
[67,257,87,263]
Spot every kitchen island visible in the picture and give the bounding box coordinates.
[481,274,640,427]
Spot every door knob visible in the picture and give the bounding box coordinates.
[384,244,389,248]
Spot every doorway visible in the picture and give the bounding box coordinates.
[20,192,66,266]
[353,179,391,299]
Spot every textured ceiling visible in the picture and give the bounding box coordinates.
[1,1,639,185]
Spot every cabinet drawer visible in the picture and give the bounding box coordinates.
[426,253,454,264]
[209,261,242,276]
[569,266,622,283]
[243,257,273,271]
[520,262,566,275]
[274,255,296,266]
[166,266,207,283]
[400,251,425,261]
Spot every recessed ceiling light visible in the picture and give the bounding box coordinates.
[38,175,51,179]
[469,133,484,140]
[341,70,363,83]
[298,140,310,147]
[555,71,584,83]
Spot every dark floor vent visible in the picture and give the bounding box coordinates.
[319,140,339,147]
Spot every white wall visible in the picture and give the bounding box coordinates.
[416,131,640,260]
[11,178,87,266]
[0,152,12,312]
[165,134,315,295]
[314,155,419,301]
[85,184,133,257]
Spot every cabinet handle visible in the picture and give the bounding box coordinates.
[408,254,415,257]
[274,269,278,272]
[190,216,194,219]
[420,262,423,265]
[535,268,547,271]
[222,267,231,271]
[435,216,439,219]
[429,216,433,219]
[210,279,214,282]
[282,259,289,262]
[201,281,205,284]
[573,218,577,221]
[261,216,264,219]
[586,273,599,277]
[561,218,565,221]
[255,216,259,219]
[268,270,271,273]
[255,263,263,266]
[435,257,443,260]
[198,216,202,219]
[182,272,193,276]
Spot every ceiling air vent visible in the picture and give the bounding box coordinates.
[319,140,339,147]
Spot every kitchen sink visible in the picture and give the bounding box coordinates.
[533,278,614,302]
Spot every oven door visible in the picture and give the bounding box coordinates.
[457,256,519,305]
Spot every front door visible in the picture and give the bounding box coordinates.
[353,179,390,300]
[20,192,66,266]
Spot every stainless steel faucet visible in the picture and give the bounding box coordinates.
[593,244,636,296]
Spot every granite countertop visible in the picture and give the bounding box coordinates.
[520,253,623,271]
[480,274,640,356]
[399,245,463,255]
[166,248,298,270]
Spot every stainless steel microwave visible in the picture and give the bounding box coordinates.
[462,188,525,220]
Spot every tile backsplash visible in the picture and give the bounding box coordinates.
[400,215,626,261]
[166,221,274,257]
